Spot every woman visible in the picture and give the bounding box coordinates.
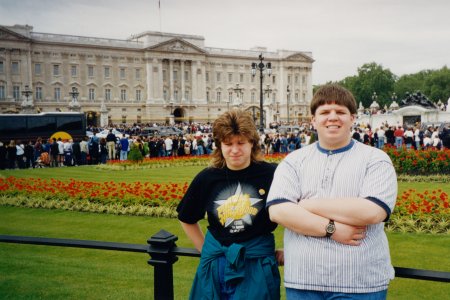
[177,110,282,300]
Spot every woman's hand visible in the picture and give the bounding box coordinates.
[275,249,284,266]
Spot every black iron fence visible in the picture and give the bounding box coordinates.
[1,230,449,300]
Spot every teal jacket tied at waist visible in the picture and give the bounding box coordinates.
[189,231,280,300]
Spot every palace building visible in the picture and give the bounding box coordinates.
[0,24,314,127]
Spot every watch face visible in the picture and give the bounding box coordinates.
[326,221,336,234]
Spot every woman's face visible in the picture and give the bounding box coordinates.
[221,135,252,170]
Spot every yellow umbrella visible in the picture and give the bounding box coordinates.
[50,131,73,141]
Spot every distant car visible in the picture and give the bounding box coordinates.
[277,125,303,135]
[96,129,128,139]
[141,126,183,137]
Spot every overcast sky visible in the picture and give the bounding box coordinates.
[1,0,449,85]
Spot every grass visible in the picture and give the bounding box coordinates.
[0,206,449,299]
[0,164,449,299]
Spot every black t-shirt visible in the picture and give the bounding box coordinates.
[177,161,277,245]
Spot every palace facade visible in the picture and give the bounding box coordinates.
[0,24,314,127]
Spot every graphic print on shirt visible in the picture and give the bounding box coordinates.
[214,182,264,234]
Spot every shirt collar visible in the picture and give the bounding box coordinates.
[316,139,355,155]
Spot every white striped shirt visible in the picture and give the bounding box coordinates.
[267,140,397,293]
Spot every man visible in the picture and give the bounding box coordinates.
[267,84,397,299]
[119,134,129,161]
[394,125,404,149]
[106,130,117,160]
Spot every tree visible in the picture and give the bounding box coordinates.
[338,62,396,108]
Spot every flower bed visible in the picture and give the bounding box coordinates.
[384,147,450,175]
[1,175,449,233]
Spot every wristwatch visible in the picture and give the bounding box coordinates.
[325,220,336,237]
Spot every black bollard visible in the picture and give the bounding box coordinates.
[147,230,179,300]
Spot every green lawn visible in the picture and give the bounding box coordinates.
[1,206,449,299]
[0,165,449,299]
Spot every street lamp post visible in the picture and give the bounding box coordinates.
[286,85,290,124]
[252,54,272,133]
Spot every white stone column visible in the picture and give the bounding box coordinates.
[200,62,206,103]
[180,60,185,103]
[5,49,12,99]
[169,59,174,102]
[158,59,163,102]
[191,61,197,103]
[146,58,153,104]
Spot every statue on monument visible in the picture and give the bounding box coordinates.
[399,91,437,109]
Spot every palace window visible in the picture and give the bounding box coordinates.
[185,70,189,81]
[53,65,60,76]
[240,74,244,83]
[89,88,95,101]
[88,66,94,77]
[0,85,5,100]
[228,73,233,83]
[0,61,4,74]
[295,75,299,84]
[104,67,110,78]
[35,63,41,75]
[105,89,111,101]
[35,86,42,100]
[184,90,189,101]
[13,86,20,100]
[216,91,221,103]
[216,72,221,82]
[251,92,255,103]
[135,68,141,80]
[206,91,210,102]
[135,89,141,101]
[174,90,178,101]
[54,87,61,101]
[229,91,233,102]
[12,62,20,74]
[71,65,77,77]
[272,75,276,84]
[120,68,126,80]
[205,72,209,82]
[120,89,127,101]
[302,75,306,84]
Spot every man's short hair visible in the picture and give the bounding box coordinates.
[310,84,357,115]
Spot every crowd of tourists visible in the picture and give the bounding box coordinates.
[0,120,448,170]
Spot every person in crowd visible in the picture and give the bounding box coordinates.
[164,135,173,157]
[404,126,414,150]
[99,138,108,164]
[106,130,117,160]
[80,136,89,165]
[119,134,129,161]
[57,138,64,167]
[33,137,43,165]
[0,141,7,170]
[414,126,422,150]
[177,109,282,299]
[89,136,99,165]
[63,139,73,166]
[376,126,386,149]
[394,125,404,149]
[267,84,397,300]
[6,140,17,169]
[72,139,81,166]
[24,140,35,168]
[49,138,59,168]
[385,126,395,146]
[15,140,25,169]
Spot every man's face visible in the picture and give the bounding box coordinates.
[312,103,355,150]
